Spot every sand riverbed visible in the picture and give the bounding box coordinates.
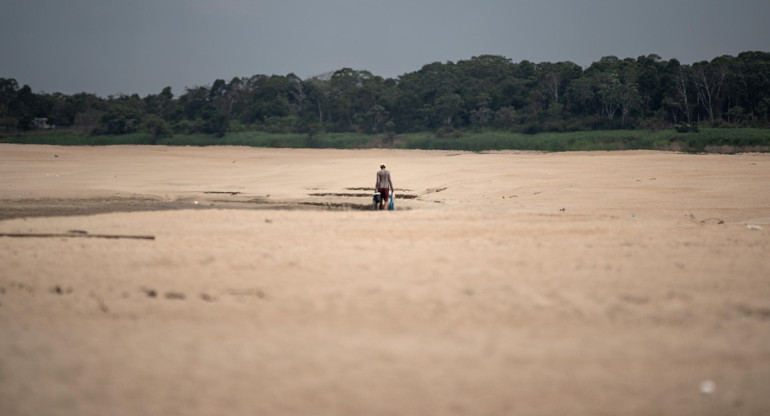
[1,144,769,415]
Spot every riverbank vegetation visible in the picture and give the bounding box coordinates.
[2,51,769,152]
[4,128,769,154]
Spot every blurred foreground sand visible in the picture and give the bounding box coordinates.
[1,144,769,415]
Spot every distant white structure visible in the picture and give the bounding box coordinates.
[33,118,54,129]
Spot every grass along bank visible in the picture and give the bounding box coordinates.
[2,129,769,153]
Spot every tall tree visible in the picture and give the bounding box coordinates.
[536,61,581,105]
[674,65,692,124]
[286,73,307,115]
[692,58,728,122]
[568,76,595,116]
[433,93,463,127]
[595,72,623,120]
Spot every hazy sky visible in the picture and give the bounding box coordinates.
[2,0,769,97]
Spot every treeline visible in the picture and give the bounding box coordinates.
[2,51,769,139]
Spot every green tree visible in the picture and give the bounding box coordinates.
[12,85,38,130]
[305,74,332,124]
[568,76,595,116]
[692,58,728,122]
[143,114,172,143]
[327,68,382,131]
[366,104,389,133]
[536,61,582,106]
[286,73,307,116]
[470,106,492,132]
[101,103,143,134]
[145,86,180,122]
[433,93,463,128]
[595,72,622,120]
[198,105,229,137]
[179,86,211,120]
[731,51,770,123]
[672,63,693,124]
[384,120,396,146]
[493,106,518,129]
[634,54,665,118]
[0,78,20,130]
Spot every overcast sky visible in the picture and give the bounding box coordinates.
[2,0,768,97]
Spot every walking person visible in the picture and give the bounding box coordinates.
[375,164,394,211]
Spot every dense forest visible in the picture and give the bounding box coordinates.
[2,51,769,139]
